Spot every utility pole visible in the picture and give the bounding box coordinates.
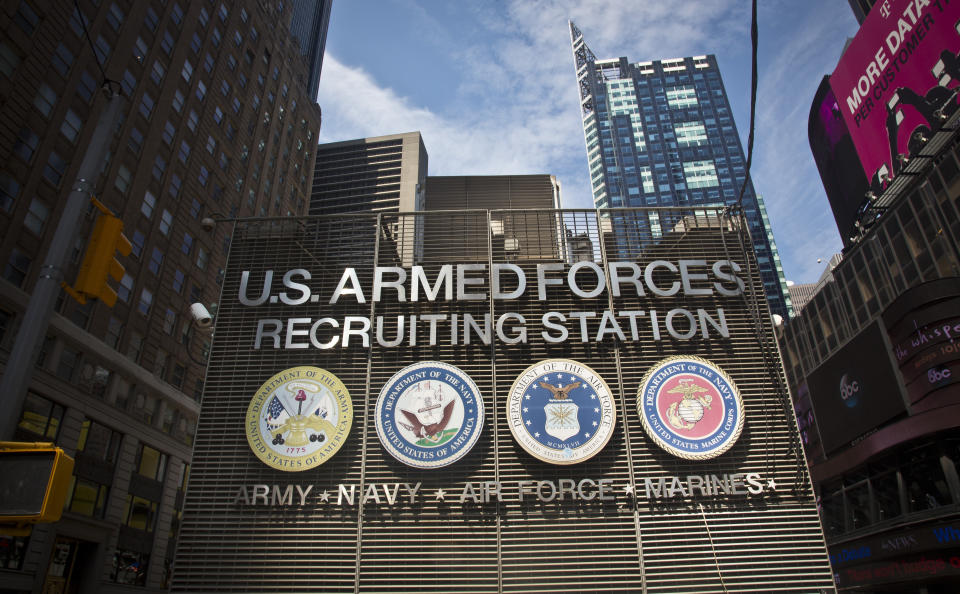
[0,90,125,439]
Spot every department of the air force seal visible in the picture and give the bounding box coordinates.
[637,356,744,460]
[507,359,615,465]
[245,366,352,472]
[375,362,484,469]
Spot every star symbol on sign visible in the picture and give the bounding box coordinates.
[534,432,540,438]
[526,420,532,426]
[592,421,598,427]
[624,484,635,495]
[569,375,575,381]
[767,478,777,491]
[590,393,596,400]
[523,407,528,413]
[435,489,446,501]
[584,432,591,438]
[525,394,531,400]
[318,490,330,503]
[594,407,600,413]
[556,374,562,380]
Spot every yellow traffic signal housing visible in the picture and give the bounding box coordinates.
[64,204,132,307]
[0,442,75,526]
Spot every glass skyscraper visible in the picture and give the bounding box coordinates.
[570,22,791,318]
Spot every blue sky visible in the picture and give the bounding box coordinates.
[316,0,861,284]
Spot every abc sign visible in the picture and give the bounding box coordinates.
[839,373,860,407]
[928,368,952,384]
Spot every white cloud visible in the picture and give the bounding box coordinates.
[318,0,858,283]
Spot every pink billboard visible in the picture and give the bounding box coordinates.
[829,0,960,187]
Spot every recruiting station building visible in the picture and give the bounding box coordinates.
[171,207,834,593]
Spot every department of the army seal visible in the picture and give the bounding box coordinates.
[375,362,484,469]
[507,359,615,465]
[245,366,352,472]
[637,356,744,460]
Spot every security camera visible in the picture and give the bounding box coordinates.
[190,303,213,328]
[201,217,216,232]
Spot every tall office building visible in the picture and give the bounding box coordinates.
[569,22,792,319]
[0,1,325,591]
[288,0,333,102]
[310,132,428,216]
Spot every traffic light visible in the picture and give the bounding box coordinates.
[0,442,75,527]
[63,200,131,307]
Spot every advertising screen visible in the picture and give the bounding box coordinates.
[808,321,907,454]
[829,0,960,184]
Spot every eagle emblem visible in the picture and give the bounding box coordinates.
[375,362,484,469]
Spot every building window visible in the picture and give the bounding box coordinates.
[128,127,144,155]
[154,350,168,380]
[34,83,56,117]
[0,43,20,81]
[190,198,203,218]
[52,43,73,77]
[43,152,67,187]
[76,417,122,464]
[190,32,202,54]
[1,171,20,212]
[136,444,167,481]
[150,60,165,85]
[181,59,193,83]
[13,127,39,162]
[159,210,173,235]
[138,288,152,315]
[65,477,109,518]
[126,331,143,362]
[160,30,174,56]
[16,392,63,441]
[196,246,208,270]
[106,3,124,31]
[141,191,156,218]
[118,273,133,303]
[173,269,185,294]
[77,70,97,102]
[170,2,184,26]
[181,232,193,255]
[130,230,145,259]
[198,166,209,187]
[178,141,190,164]
[93,35,110,64]
[114,165,132,194]
[139,92,154,120]
[171,364,185,389]
[152,155,166,181]
[15,1,40,35]
[134,36,148,63]
[203,53,214,73]
[187,110,199,131]
[3,248,31,287]
[172,89,185,113]
[120,69,136,96]
[149,247,163,275]
[105,316,123,348]
[25,199,49,235]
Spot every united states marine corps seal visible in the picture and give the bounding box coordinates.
[245,366,352,471]
[637,356,744,460]
[507,359,615,465]
[375,362,484,469]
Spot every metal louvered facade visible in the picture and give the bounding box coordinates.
[173,207,834,593]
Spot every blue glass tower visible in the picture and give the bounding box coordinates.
[570,22,791,319]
